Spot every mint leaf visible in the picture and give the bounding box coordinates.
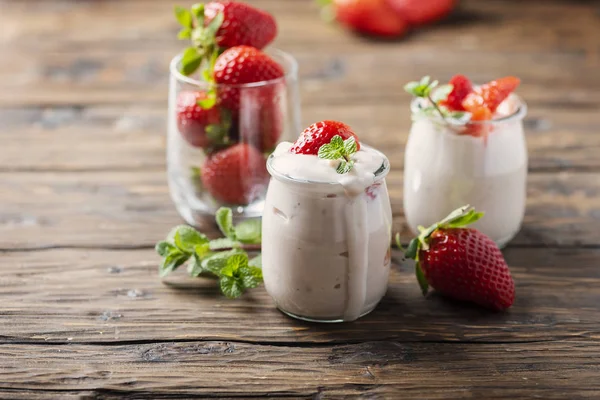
[405,76,439,98]
[188,252,204,277]
[221,253,248,277]
[431,84,453,103]
[235,219,261,244]
[174,6,193,29]
[317,143,342,160]
[180,46,203,76]
[215,207,236,239]
[155,241,175,257]
[209,237,239,250]
[318,135,357,174]
[173,226,208,253]
[220,276,244,298]
[201,249,244,275]
[240,265,263,289]
[343,137,357,155]
[195,242,211,257]
[248,254,262,268]
[336,160,354,174]
[160,250,189,277]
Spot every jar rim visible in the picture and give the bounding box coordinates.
[266,144,391,187]
[410,92,528,125]
[169,47,299,89]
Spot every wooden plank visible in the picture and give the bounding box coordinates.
[0,340,599,398]
[1,247,599,344]
[1,0,599,55]
[1,47,598,107]
[0,170,598,249]
[1,103,599,172]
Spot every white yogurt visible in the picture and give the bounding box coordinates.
[262,142,392,322]
[403,94,528,247]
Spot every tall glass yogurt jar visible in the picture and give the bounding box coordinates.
[404,93,528,248]
[262,142,392,322]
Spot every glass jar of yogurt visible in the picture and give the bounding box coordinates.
[262,142,392,322]
[404,94,528,248]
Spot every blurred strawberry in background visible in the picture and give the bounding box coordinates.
[320,0,456,38]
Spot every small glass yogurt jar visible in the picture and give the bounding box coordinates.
[404,94,528,248]
[262,142,392,322]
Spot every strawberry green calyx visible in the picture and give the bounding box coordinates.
[175,4,224,77]
[403,205,484,295]
[317,135,358,174]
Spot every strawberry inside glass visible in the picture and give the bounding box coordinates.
[167,1,300,225]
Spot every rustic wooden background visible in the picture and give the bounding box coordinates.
[1,0,599,398]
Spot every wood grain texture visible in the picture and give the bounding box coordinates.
[2,103,599,173]
[1,340,599,398]
[1,0,600,398]
[0,170,598,250]
[1,247,599,344]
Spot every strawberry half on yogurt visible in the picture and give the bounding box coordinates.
[403,75,527,248]
[261,121,392,322]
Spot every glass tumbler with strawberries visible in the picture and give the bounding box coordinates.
[168,1,301,225]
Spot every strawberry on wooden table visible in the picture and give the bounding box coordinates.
[403,205,515,311]
[201,143,269,205]
[324,0,408,38]
[290,120,361,155]
[386,0,456,26]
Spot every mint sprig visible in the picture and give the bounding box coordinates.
[404,76,471,125]
[156,207,263,298]
[318,135,358,174]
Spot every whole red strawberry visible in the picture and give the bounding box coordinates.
[385,0,455,26]
[213,45,285,111]
[404,206,515,311]
[290,120,361,155]
[201,143,269,205]
[238,85,284,152]
[176,91,230,148]
[204,1,277,50]
[439,74,473,112]
[330,0,408,38]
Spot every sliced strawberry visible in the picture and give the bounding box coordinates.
[176,91,225,148]
[332,0,408,38]
[290,120,360,155]
[385,0,456,26]
[201,143,269,205]
[214,45,285,112]
[204,1,277,50]
[439,74,473,111]
[462,76,521,115]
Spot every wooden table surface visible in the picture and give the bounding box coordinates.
[1,0,600,398]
